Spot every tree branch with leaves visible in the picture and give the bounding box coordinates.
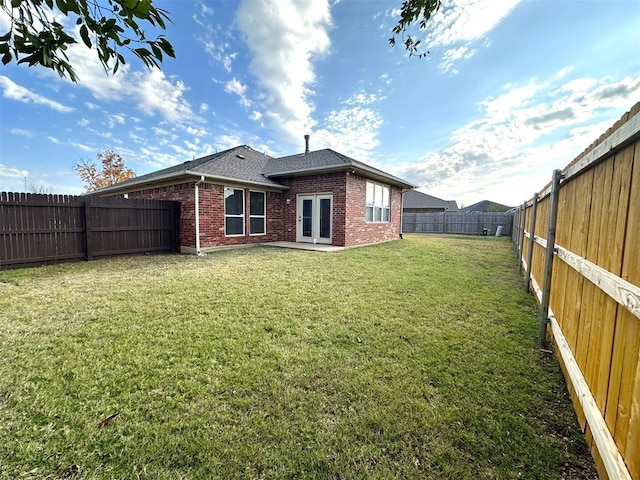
[389,0,442,58]
[74,150,135,191]
[0,0,175,81]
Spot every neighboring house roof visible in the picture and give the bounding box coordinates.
[402,190,458,211]
[460,200,513,213]
[94,145,415,195]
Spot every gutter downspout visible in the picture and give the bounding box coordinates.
[194,176,205,256]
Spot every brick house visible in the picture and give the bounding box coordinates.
[94,141,415,253]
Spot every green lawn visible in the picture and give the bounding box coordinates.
[0,235,594,479]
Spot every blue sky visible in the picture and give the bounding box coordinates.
[1,0,639,207]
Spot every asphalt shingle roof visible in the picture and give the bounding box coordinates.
[263,149,352,174]
[460,200,514,213]
[265,149,414,187]
[402,190,458,210]
[96,145,284,192]
[95,145,414,194]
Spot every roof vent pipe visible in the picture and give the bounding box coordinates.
[304,134,310,154]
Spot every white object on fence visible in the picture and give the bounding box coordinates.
[495,226,503,236]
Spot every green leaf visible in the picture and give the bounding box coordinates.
[158,37,174,57]
[55,0,68,15]
[1,50,12,65]
[0,31,11,42]
[79,24,90,48]
[134,47,149,57]
[11,0,22,8]
[119,0,139,8]
[151,43,161,61]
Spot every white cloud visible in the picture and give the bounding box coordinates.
[215,134,243,149]
[390,73,640,206]
[250,110,263,121]
[48,136,61,144]
[237,0,332,145]
[60,35,200,126]
[193,5,238,73]
[344,90,385,106]
[0,164,29,178]
[184,126,208,137]
[0,75,74,113]
[203,41,237,73]
[199,102,209,113]
[425,0,521,47]
[311,90,385,160]
[587,76,640,108]
[132,69,198,124]
[394,0,521,73]
[106,114,125,128]
[200,2,214,15]
[224,77,252,108]
[553,66,575,80]
[9,128,35,137]
[70,142,93,152]
[87,128,113,139]
[440,46,476,74]
[0,8,10,32]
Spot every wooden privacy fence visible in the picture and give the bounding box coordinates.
[0,193,180,270]
[402,211,513,235]
[512,103,640,480]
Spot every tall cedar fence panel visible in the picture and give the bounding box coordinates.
[402,211,513,235]
[0,193,179,270]
[515,102,640,480]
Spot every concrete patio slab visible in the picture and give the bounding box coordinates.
[260,241,345,252]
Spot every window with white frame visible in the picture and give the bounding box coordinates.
[249,190,266,235]
[366,180,390,222]
[224,187,244,236]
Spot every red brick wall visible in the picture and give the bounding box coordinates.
[127,181,283,249]
[277,173,347,246]
[119,173,402,250]
[196,184,283,248]
[344,173,402,247]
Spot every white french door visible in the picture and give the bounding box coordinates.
[296,194,333,244]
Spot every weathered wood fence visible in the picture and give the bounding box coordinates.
[402,212,513,235]
[0,193,180,270]
[513,103,640,480]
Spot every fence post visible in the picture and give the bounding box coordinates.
[84,196,94,261]
[512,207,519,249]
[515,206,522,255]
[517,202,526,269]
[525,193,538,292]
[537,170,564,347]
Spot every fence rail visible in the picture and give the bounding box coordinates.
[513,102,640,480]
[1,193,180,270]
[403,211,513,235]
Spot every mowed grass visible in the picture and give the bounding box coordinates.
[0,235,594,479]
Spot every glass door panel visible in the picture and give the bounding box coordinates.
[302,198,313,238]
[319,197,331,239]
